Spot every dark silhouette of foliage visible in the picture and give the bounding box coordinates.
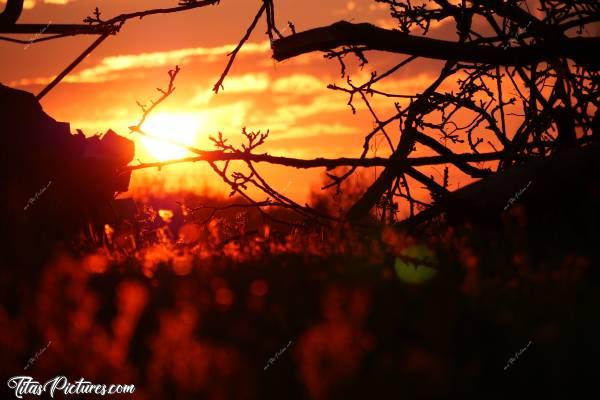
[2,0,598,227]
[126,0,600,226]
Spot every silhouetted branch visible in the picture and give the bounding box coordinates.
[129,65,181,132]
[262,0,599,224]
[345,61,456,222]
[31,0,220,99]
[36,31,113,100]
[213,3,266,93]
[26,0,597,228]
[124,150,518,172]
[272,21,600,69]
[0,33,72,44]
[97,0,221,27]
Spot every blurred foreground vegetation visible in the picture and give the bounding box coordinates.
[1,190,598,399]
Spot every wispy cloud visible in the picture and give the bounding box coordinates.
[0,0,72,8]
[9,41,271,86]
[272,74,324,95]
[218,73,270,93]
[269,122,358,140]
[266,94,349,123]
[0,0,34,9]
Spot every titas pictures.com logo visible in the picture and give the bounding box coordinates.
[7,376,135,398]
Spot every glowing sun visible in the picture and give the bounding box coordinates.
[140,113,201,161]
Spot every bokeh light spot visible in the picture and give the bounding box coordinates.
[250,279,268,297]
[394,245,438,284]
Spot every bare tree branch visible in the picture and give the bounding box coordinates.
[213,3,266,93]
[124,149,518,172]
[272,21,599,69]
[129,66,181,132]
[30,0,220,99]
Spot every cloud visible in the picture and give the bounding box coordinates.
[0,0,72,8]
[9,41,271,86]
[0,0,34,9]
[190,89,214,106]
[81,41,269,78]
[375,72,437,93]
[332,0,358,16]
[190,73,270,105]
[269,122,358,140]
[0,0,33,10]
[219,73,270,93]
[189,73,328,107]
[271,74,324,95]
[266,94,349,125]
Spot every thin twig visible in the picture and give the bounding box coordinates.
[213,3,266,93]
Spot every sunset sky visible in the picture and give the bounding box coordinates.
[1,0,480,211]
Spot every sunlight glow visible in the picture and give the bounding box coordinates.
[140,113,201,161]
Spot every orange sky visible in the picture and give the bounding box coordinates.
[1,0,501,216]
